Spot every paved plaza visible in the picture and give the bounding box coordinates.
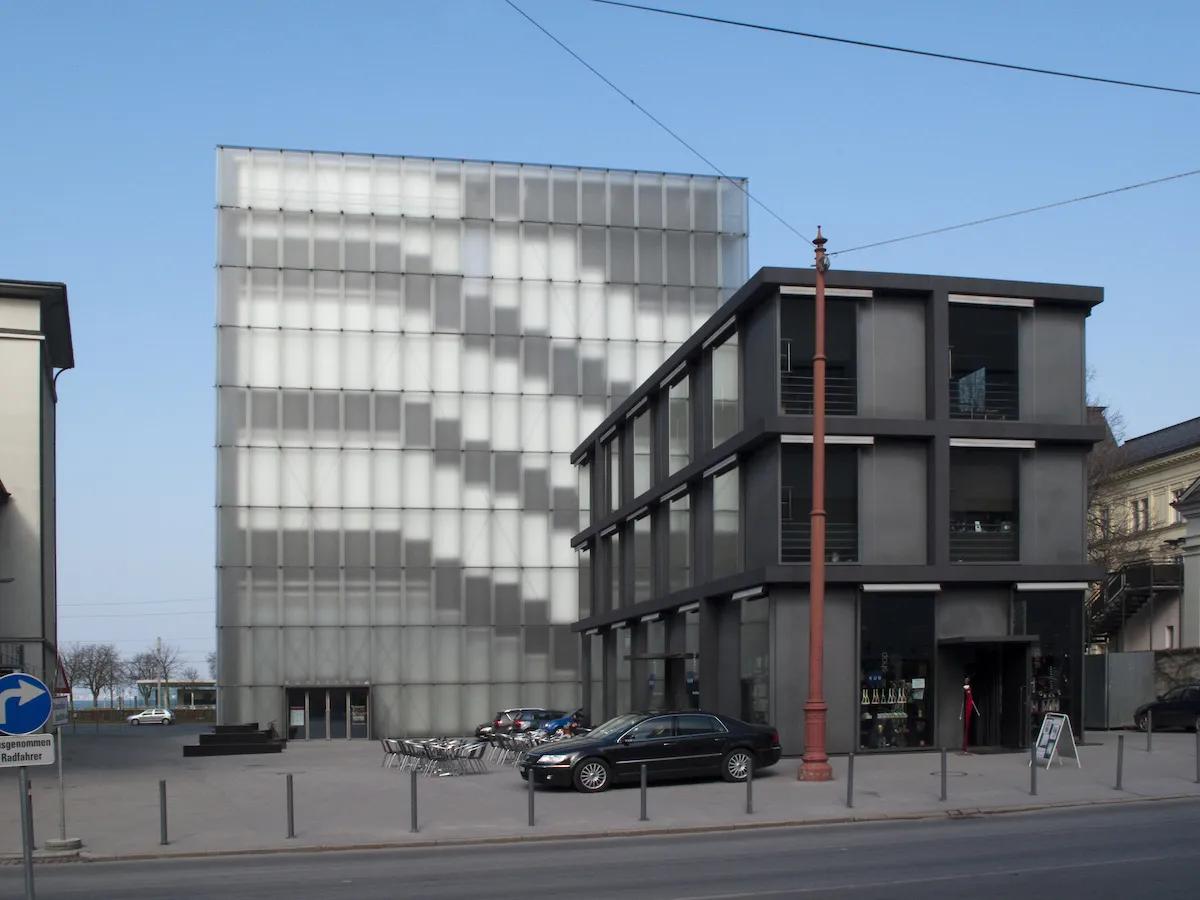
[1,724,1198,861]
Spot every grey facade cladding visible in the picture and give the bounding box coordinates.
[571,266,1102,753]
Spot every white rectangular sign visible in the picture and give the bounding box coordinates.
[1031,712,1080,769]
[52,697,69,728]
[0,734,56,768]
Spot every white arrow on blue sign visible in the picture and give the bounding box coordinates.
[0,673,52,736]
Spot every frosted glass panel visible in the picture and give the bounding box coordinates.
[216,147,748,739]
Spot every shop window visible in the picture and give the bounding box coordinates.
[712,466,741,580]
[712,330,740,446]
[669,493,691,592]
[616,628,632,715]
[779,296,857,416]
[632,409,652,497]
[950,448,1019,562]
[589,632,604,724]
[1015,591,1082,739]
[948,304,1019,420]
[780,444,858,563]
[860,593,935,750]
[669,374,691,475]
[739,598,770,724]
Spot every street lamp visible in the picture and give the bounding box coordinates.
[799,227,833,782]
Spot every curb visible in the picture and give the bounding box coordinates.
[27,791,1195,865]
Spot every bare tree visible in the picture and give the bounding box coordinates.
[181,666,201,683]
[1086,374,1160,576]
[124,653,159,706]
[149,641,183,686]
[60,643,122,715]
[59,643,88,716]
[206,650,217,680]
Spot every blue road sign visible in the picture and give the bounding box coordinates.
[0,673,52,736]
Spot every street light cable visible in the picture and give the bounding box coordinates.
[585,0,1200,98]
[503,0,811,244]
[830,166,1200,256]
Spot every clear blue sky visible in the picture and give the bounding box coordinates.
[1,0,1196,665]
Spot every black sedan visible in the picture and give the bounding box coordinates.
[518,710,782,793]
[1134,683,1200,731]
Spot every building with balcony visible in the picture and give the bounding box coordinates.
[0,279,74,688]
[571,267,1103,755]
[1086,416,1199,650]
[215,147,749,739]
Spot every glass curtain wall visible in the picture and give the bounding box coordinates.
[712,330,740,446]
[215,149,748,737]
[712,467,740,580]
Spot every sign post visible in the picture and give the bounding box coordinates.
[1030,712,1081,770]
[0,672,56,900]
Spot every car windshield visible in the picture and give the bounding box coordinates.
[587,714,642,738]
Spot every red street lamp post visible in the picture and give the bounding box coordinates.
[799,227,833,782]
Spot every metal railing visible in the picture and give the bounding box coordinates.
[781,372,858,416]
[781,519,859,564]
[948,375,1019,420]
[949,522,1018,562]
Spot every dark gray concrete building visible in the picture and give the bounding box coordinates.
[571,267,1104,755]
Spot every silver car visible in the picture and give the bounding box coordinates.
[127,708,175,726]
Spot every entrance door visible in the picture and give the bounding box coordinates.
[939,640,1032,751]
[328,689,348,740]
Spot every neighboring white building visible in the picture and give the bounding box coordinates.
[215,147,749,738]
[0,279,74,687]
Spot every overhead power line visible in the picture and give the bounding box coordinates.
[585,0,1200,98]
[503,0,810,244]
[59,597,214,609]
[831,166,1200,256]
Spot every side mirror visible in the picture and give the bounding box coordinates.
[619,734,634,744]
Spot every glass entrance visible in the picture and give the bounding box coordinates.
[282,687,371,740]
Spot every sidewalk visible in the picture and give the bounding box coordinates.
[1,727,1197,861]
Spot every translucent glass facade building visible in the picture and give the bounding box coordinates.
[215,146,749,738]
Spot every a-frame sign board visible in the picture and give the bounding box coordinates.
[1029,712,1081,769]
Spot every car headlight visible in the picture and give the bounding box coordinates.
[537,754,571,765]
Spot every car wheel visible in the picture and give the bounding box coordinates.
[1194,714,1200,733]
[161,718,170,725]
[131,719,140,726]
[1135,713,1148,732]
[722,749,754,783]
[573,758,611,793]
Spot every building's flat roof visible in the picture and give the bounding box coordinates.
[0,279,74,370]
[216,144,748,183]
[571,266,1104,462]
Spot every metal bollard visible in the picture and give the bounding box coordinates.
[1029,736,1037,796]
[940,748,947,802]
[1115,733,1124,791]
[286,774,295,839]
[746,757,754,815]
[846,752,855,809]
[159,780,169,846]
[639,764,648,822]
[527,767,535,827]
[1147,710,1153,753]
[409,769,418,834]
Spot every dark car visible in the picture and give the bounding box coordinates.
[1134,683,1200,732]
[518,710,782,793]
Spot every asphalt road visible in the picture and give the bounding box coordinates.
[5,799,1198,900]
